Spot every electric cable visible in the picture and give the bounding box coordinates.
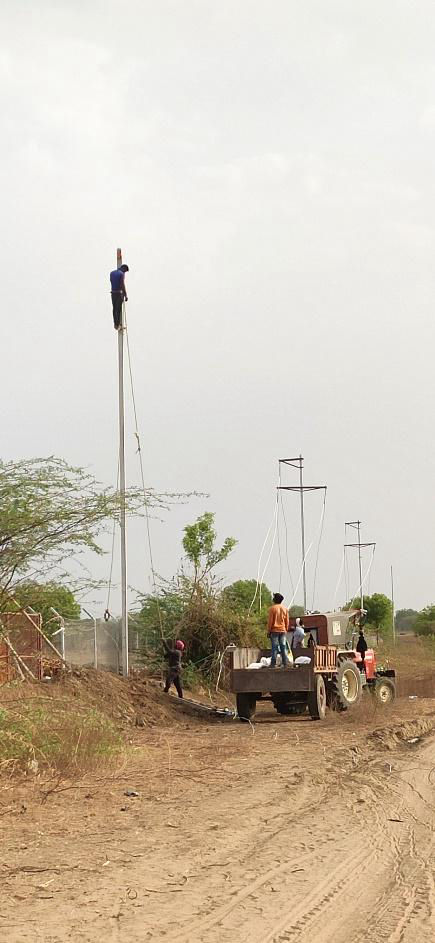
[310,489,327,612]
[124,304,164,636]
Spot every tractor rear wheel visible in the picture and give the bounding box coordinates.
[308,675,327,720]
[236,693,257,721]
[374,677,396,704]
[332,660,362,710]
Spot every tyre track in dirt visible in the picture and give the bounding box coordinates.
[157,731,435,943]
[2,707,435,943]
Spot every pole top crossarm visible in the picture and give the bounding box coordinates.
[344,542,376,549]
[279,457,304,469]
[278,485,327,493]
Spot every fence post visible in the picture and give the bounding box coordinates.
[82,608,98,670]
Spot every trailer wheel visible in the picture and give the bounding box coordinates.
[374,678,396,704]
[332,660,362,710]
[308,675,327,720]
[236,693,256,721]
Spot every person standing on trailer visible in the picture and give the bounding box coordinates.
[291,616,306,656]
[268,593,290,668]
[110,263,129,330]
[162,639,185,697]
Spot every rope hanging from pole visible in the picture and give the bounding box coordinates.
[124,305,165,638]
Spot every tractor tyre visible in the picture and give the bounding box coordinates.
[236,693,257,722]
[374,677,396,705]
[332,660,362,711]
[308,675,327,721]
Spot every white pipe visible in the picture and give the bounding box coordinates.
[49,606,65,660]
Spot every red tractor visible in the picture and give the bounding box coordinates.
[229,610,396,721]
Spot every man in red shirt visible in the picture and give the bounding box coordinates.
[268,593,290,668]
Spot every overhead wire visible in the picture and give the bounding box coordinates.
[310,488,327,612]
[123,304,164,636]
[348,545,376,610]
[258,492,279,607]
[287,491,326,610]
[332,547,346,612]
[249,493,279,613]
[279,492,294,595]
[105,461,119,617]
[277,499,283,592]
[344,534,350,605]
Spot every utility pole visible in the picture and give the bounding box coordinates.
[278,456,326,614]
[391,564,395,643]
[344,521,375,612]
[298,455,307,614]
[117,248,128,677]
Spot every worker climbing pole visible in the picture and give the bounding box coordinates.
[110,257,129,330]
[107,254,164,675]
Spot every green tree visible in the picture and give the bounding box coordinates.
[5,581,81,632]
[289,604,305,618]
[0,456,164,602]
[182,512,237,590]
[346,593,392,639]
[136,589,184,651]
[414,606,435,637]
[222,579,272,613]
[396,608,418,633]
[136,517,266,670]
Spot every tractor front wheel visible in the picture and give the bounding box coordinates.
[308,675,327,720]
[374,677,396,704]
[236,693,257,721]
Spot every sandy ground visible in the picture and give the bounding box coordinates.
[2,694,435,942]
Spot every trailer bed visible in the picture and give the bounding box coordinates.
[230,645,337,695]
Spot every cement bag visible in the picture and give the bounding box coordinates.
[294,656,311,665]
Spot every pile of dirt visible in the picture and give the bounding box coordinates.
[0,667,194,730]
[370,713,435,749]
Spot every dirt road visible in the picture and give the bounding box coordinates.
[2,700,435,942]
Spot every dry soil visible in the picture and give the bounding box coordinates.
[1,688,435,942]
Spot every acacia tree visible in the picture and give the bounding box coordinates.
[3,581,81,630]
[0,456,166,605]
[138,513,244,666]
[182,512,237,593]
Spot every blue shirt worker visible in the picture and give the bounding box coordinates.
[291,617,306,655]
[110,264,129,330]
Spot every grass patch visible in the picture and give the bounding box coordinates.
[0,703,123,776]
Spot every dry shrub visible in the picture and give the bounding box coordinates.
[0,702,123,776]
[178,591,266,668]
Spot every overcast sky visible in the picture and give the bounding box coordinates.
[2,0,435,614]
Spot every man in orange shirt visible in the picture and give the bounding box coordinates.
[268,593,290,668]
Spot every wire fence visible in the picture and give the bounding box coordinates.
[0,611,144,682]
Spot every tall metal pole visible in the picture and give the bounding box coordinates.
[357,520,363,611]
[391,564,395,643]
[299,454,307,613]
[117,248,128,677]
